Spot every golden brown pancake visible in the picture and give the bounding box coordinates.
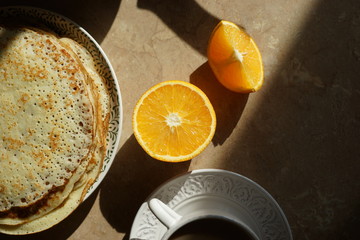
[0,25,110,234]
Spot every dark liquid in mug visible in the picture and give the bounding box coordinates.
[168,218,254,240]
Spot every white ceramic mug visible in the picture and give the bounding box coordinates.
[148,198,261,240]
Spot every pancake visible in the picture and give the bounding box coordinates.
[60,37,111,128]
[59,37,111,173]
[0,171,88,235]
[0,25,110,233]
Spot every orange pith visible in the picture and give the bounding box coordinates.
[133,81,216,162]
[207,20,264,93]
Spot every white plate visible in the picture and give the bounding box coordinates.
[0,6,123,200]
[130,169,292,240]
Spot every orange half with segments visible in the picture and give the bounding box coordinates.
[207,20,264,93]
[133,81,216,162]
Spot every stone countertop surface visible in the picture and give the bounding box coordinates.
[1,0,359,239]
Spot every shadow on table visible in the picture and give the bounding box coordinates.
[0,189,98,240]
[190,62,249,146]
[99,134,190,239]
[137,0,220,56]
[0,0,122,43]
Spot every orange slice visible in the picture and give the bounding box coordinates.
[133,80,216,162]
[207,20,264,93]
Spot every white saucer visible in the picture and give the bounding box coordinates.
[130,169,292,240]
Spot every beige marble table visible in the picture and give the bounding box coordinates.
[0,0,359,239]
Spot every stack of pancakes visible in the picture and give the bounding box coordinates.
[0,25,110,234]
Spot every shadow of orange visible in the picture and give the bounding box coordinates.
[190,62,248,146]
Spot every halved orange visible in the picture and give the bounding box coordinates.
[133,80,216,162]
[207,20,264,93]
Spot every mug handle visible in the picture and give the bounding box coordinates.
[148,198,182,228]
